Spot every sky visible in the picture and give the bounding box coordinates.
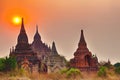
[0,0,120,64]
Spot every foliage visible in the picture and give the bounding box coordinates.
[114,62,120,74]
[60,68,69,74]
[67,68,80,77]
[0,58,5,71]
[60,68,81,78]
[98,66,107,77]
[4,57,17,71]
[114,62,120,68]
[115,66,120,74]
[0,56,17,71]
[17,67,26,76]
[103,64,110,69]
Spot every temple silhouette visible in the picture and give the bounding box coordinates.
[9,18,98,72]
[70,30,98,71]
[9,18,66,73]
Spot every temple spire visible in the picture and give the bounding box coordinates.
[20,18,26,33]
[36,25,38,33]
[52,41,58,55]
[16,18,29,51]
[33,25,41,41]
[17,18,28,44]
[79,30,86,46]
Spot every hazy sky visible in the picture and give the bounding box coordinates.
[0,0,120,64]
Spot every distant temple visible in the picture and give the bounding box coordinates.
[9,18,66,73]
[70,30,98,71]
[47,42,66,73]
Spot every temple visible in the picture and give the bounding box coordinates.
[47,42,66,73]
[10,18,39,71]
[70,30,98,71]
[9,18,66,73]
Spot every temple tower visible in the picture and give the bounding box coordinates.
[70,30,98,71]
[51,41,58,55]
[10,18,38,68]
[31,26,51,60]
[15,18,31,52]
[47,42,66,73]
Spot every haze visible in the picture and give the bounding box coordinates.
[0,0,120,64]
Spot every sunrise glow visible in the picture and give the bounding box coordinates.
[12,16,21,25]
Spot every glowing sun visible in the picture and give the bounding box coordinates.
[12,16,21,25]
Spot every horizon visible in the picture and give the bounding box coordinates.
[0,0,120,64]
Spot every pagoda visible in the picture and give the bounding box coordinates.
[70,30,98,71]
[9,18,66,73]
[47,42,66,73]
[10,18,39,68]
[31,25,51,60]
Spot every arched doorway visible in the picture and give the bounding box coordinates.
[85,55,91,66]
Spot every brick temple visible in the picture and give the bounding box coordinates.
[70,30,98,71]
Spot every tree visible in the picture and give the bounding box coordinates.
[4,57,17,71]
[0,56,17,72]
[114,62,120,68]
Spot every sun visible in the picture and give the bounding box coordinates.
[12,16,21,25]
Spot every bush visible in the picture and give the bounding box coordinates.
[4,57,17,71]
[67,68,80,77]
[0,57,17,72]
[98,66,107,77]
[60,68,81,78]
[115,66,120,74]
[60,68,68,74]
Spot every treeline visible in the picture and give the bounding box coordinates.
[0,57,17,72]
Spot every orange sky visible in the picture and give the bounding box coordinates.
[0,0,120,64]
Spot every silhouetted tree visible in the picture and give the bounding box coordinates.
[5,57,17,71]
[114,62,120,68]
[0,56,17,72]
